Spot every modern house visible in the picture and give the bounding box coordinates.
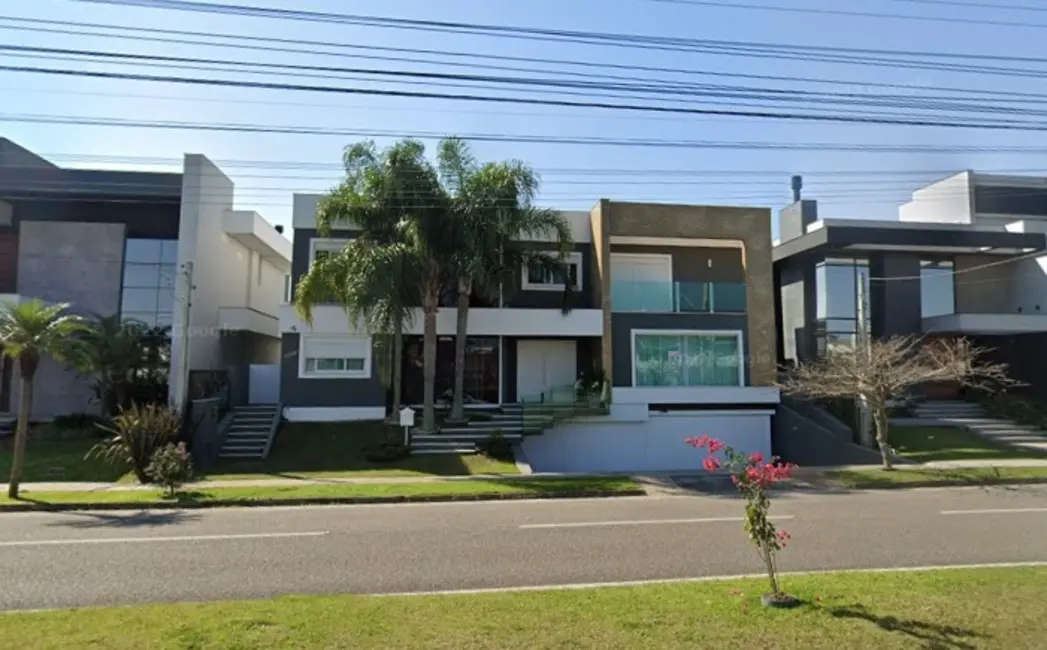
[0,138,291,420]
[281,195,779,472]
[774,174,1047,397]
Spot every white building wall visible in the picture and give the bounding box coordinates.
[522,410,772,474]
[170,154,287,407]
[899,171,974,224]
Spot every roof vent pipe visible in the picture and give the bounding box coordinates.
[791,175,803,203]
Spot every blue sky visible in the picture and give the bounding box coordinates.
[4,0,1047,236]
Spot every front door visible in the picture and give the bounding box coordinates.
[517,340,577,402]
[248,364,280,404]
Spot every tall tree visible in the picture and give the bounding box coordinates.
[296,140,450,432]
[0,300,91,498]
[438,138,574,422]
[296,236,421,422]
[79,314,169,416]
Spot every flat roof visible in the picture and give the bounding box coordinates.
[773,219,1047,262]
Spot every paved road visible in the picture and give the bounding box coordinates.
[2,485,1047,611]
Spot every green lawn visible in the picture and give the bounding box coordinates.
[204,422,519,480]
[0,477,640,508]
[4,567,1046,649]
[888,426,1047,464]
[0,429,132,483]
[827,466,1047,489]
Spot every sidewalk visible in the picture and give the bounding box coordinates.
[16,459,1047,494]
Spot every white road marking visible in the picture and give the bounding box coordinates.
[519,515,794,530]
[373,561,1047,597]
[0,531,329,548]
[941,507,1047,516]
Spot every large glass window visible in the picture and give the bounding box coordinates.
[121,238,177,327]
[921,260,955,318]
[633,332,742,387]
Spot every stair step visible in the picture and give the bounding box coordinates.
[411,448,477,456]
[414,434,523,443]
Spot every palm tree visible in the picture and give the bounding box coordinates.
[78,314,156,416]
[438,138,574,423]
[297,139,451,432]
[296,236,422,421]
[0,299,92,498]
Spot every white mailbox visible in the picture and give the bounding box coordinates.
[399,406,416,428]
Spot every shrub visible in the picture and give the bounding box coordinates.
[146,442,193,498]
[364,432,410,462]
[89,403,182,483]
[688,435,798,607]
[478,430,514,461]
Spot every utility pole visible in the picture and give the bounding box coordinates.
[855,271,873,447]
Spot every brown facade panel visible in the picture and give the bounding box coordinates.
[599,201,777,386]
[0,232,17,293]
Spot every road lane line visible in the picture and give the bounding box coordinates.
[0,531,329,548]
[371,561,1047,597]
[941,507,1047,516]
[519,515,794,530]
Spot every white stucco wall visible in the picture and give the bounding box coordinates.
[170,155,289,407]
[522,410,772,474]
[899,172,974,224]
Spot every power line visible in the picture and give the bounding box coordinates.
[11,16,1047,105]
[13,113,1047,154]
[11,64,1047,131]
[649,0,1047,30]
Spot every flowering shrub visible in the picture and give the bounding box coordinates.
[146,442,193,498]
[687,435,797,602]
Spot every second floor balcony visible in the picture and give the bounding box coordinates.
[611,280,746,314]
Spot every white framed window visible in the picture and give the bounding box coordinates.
[631,329,745,388]
[522,251,583,291]
[308,238,351,268]
[299,335,371,379]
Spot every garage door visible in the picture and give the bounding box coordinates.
[517,340,577,402]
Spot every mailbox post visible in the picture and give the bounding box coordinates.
[399,406,416,447]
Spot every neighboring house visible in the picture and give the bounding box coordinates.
[281,195,780,472]
[0,138,291,419]
[773,174,1047,398]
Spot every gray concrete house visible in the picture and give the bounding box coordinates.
[0,138,291,420]
[774,174,1047,398]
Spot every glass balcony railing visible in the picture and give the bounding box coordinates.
[611,280,746,313]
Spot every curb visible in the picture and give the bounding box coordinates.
[0,488,648,513]
[827,477,1047,491]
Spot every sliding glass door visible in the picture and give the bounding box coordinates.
[633,331,743,387]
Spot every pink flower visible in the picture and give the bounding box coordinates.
[707,439,726,454]
[702,456,721,471]
[748,452,764,464]
[776,530,791,540]
[686,435,710,449]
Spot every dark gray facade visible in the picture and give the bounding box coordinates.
[280,333,387,408]
[773,202,1047,364]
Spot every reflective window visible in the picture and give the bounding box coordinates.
[121,238,177,327]
[633,333,742,387]
[921,260,955,318]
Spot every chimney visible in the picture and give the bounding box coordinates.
[791,175,803,203]
[275,225,284,234]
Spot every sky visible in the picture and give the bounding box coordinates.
[5,0,1047,237]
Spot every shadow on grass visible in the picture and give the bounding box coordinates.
[203,422,477,479]
[41,509,201,529]
[829,603,985,650]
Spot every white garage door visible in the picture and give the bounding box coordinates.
[517,340,577,402]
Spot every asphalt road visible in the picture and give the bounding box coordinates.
[2,485,1047,611]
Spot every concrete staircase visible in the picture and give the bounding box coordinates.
[218,404,281,459]
[904,400,1047,454]
[409,396,608,456]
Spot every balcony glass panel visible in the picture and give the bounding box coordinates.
[611,281,746,313]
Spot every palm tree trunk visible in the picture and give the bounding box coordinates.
[7,378,33,499]
[422,295,438,433]
[449,279,471,423]
[391,326,404,417]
